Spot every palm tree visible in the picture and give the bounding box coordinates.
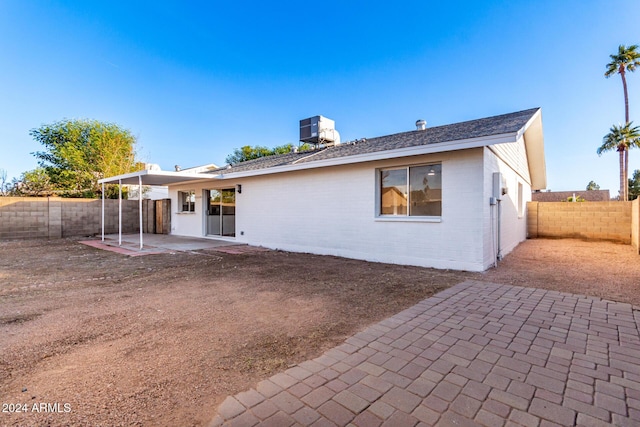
[605,45,640,200]
[605,44,640,123]
[598,123,640,200]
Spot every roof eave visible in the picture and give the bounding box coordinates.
[99,169,219,186]
[521,109,547,190]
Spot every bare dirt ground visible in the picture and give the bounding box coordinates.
[0,238,638,426]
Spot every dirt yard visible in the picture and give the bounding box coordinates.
[0,238,638,426]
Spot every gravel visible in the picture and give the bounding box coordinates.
[0,237,637,426]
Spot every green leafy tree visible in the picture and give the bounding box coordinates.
[30,119,142,198]
[225,143,312,164]
[9,168,56,196]
[566,195,586,202]
[629,169,640,201]
[225,145,274,164]
[598,122,640,200]
[586,180,600,191]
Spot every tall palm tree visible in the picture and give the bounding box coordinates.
[598,123,640,200]
[605,45,640,200]
[605,44,640,123]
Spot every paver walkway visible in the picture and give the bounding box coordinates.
[210,280,640,426]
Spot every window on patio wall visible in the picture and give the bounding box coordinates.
[379,164,442,217]
[179,190,195,212]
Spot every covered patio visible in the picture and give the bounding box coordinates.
[97,169,219,250]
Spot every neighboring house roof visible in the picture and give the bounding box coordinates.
[532,190,611,202]
[181,163,219,173]
[210,108,546,190]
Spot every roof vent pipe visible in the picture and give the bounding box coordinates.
[416,119,427,131]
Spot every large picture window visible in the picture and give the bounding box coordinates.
[380,164,442,217]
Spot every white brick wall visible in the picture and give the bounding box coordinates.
[482,147,530,269]
[168,188,203,237]
[234,150,487,271]
[491,138,531,183]
[167,146,533,272]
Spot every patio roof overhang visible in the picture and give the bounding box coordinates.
[98,169,219,186]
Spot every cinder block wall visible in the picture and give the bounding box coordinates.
[0,197,50,239]
[0,197,140,239]
[527,201,632,243]
[61,198,139,237]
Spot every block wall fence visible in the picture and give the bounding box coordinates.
[0,197,142,239]
[527,201,637,246]
[2,197,638,253]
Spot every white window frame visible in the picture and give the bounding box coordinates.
[178,190,196,213]
[375,162,442,223]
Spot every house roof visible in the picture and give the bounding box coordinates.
[100,108,546,189]
[209,108,546,189]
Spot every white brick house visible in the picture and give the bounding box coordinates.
[102,108,546,271]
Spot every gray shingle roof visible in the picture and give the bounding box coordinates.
[210,108,540,175]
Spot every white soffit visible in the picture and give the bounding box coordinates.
[522,110,547,190]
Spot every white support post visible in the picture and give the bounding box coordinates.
[101,182,105,241]
[118,179,122,246]
[139,175,143,250]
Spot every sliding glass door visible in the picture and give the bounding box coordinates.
[206,188,235,237]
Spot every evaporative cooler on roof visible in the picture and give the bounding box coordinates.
[299,116,340,146]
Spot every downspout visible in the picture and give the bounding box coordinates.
[489,197,502,267]
[497,199,502,262]
[490,199,497,268]
[491,171,504,266]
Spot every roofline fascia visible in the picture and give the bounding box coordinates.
[516,108,542,140]
[154,177,220,186]
[99,170,149,183]
[212,132,519,179]
[522,110,547,190]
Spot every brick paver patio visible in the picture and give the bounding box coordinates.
[209,280,640,426]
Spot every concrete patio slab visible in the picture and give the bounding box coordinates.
[80,233,250,256]
[209,280,640,426]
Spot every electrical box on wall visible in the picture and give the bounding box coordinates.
[493,172,507,200]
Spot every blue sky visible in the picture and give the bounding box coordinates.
[1,0,639,194]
